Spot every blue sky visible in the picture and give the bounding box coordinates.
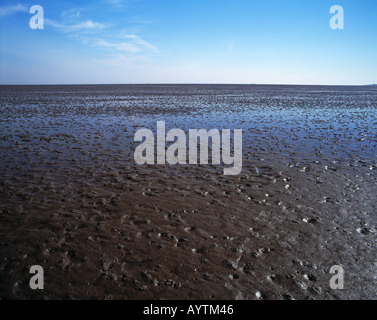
[0,0,376,84]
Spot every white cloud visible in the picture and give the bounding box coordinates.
[62,9,81,20]
[93,34,157,54]
[96,39,141,53]
[123,34,157,50]
[106,0,126,5]
[45,19,106,32]
[0,4,28,16]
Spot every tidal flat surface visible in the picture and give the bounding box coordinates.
[0,84,376,299]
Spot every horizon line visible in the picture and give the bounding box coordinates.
[1,83,376,87]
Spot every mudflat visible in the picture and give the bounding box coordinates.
[0,84,376,300]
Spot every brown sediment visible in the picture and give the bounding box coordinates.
[0,85,376,300]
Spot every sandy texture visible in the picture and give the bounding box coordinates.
[0,85,376,300]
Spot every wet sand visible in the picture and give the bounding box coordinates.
[0,85,376,300]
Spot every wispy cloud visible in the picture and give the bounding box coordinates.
[105,0,129,5]
[45,19,106,32]
[123,34,157,51]
[61,9,81,20]
[96,39,141,53]
[94,34,157,54]
[0,4,28,17]
[130,17,156,25]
